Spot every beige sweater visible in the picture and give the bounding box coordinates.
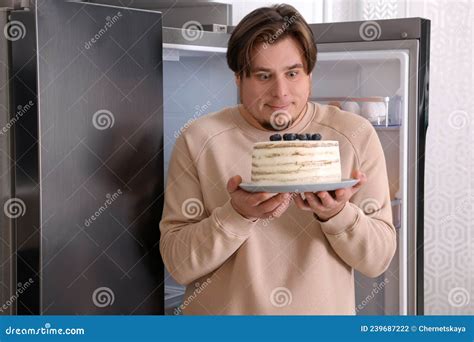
[159,102,396,315]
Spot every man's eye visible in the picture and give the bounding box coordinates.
[288,71,299,78]
[258,74,270,81]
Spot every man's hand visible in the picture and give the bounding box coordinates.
[294,170,367,221]
[227,175,294,221]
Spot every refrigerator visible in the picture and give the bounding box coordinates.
[1,0,165,314]
[160,17,430,316]
[0,0,429,316]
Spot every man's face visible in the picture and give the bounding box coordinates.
[236,36,312,130]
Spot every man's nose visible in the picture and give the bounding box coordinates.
[270,76,288,98]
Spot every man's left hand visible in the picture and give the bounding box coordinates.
[294,170,367,221]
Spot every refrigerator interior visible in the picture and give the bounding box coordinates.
[162,45,410,315]
[163,46,238,183]
[162,46,237,314]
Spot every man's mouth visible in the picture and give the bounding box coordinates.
[267,103,291,110]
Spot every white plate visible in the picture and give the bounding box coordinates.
[239,179,359,193]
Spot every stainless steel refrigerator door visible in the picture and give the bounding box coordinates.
[11,0,164,314]
[313,39,421,315]
[0,7,14,315]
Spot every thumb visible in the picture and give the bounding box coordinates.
[227,175,242,193]
[352,170,361,179]
[352,170,367,189]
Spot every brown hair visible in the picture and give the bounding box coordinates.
[227,4,317,78]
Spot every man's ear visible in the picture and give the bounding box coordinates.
[235,73,241,87]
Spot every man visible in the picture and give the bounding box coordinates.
[160,4,396,315]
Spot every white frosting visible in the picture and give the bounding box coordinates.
[251,140,342,185]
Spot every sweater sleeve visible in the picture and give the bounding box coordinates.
[318,129,397,278]
[159,134,258,285]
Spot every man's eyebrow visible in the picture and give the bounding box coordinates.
[251,63,304,72]
[285,63,304,70]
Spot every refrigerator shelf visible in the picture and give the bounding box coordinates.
[373,124,401,130]
[163,43,227,59]
[391,198,402,231]
[313,95,403,127]
[165,285,186,311]
[317,50,409,63]
[391,198,402,206]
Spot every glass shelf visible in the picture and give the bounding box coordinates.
[374,124,401,130]
[312,95,403,127]
[391,198,402,230]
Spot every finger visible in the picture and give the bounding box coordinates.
[304,192,324,211]
[246,192,279,206]
[227,175,242,193]
[335,188,350,202]
[316,191,336,207]
[265,196,292,218]
[258,193,289,213]
[294,194,312,211]
[351,171,367,190]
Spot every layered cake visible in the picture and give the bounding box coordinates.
[251,133,341,185]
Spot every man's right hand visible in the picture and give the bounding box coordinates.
[227,175,294,221]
